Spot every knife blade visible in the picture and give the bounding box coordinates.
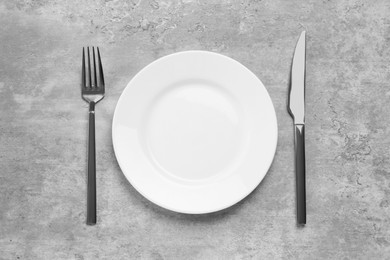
[288,31,306,225]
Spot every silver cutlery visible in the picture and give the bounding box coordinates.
[81,46,105,225]
[288,31,306,225]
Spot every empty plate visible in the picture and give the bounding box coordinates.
[112,51,277,214]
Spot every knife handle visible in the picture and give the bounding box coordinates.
[294,124,306,225]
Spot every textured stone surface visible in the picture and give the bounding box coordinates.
[1,0,390,259]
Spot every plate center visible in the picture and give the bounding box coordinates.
[144,81,244,181]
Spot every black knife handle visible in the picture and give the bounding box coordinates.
[294,124,306,225]
[87,102,96,225]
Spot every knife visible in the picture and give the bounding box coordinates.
[288,31,306,225]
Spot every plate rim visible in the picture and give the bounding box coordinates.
[112,50,278,214]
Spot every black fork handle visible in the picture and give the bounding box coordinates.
[294,124,306,225]
[87,102,96,225]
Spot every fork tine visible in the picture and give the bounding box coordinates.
[82,47,86,88]
[97,47,105,91]
[92,46,97,88]
[87,46,92,88]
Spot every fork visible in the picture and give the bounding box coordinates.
[81,46,105,225]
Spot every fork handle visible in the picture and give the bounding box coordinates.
[294,124,306,225]
[87,102,96,225]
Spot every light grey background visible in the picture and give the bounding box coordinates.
[1,0,389,259]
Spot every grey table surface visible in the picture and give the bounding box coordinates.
[1,0,390,259]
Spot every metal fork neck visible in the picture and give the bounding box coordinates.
[89,102,95,113]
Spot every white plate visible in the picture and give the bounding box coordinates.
[112,51,277,214]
